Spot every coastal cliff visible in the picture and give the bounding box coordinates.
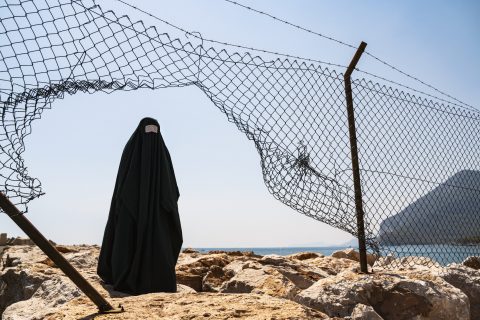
[378,170,480,245]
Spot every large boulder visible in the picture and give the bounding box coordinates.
[259,254,329,288]
[462,256,480,270]
[177,252,331,294]
[295,270,470,319]
[219,261,300,299]
[0,268,47,315]
[0,245,99,317]
[64,248,99,270]
[331,248,377,266]
[2,276,82,320]
[308,255,359,275]
[0,245,107,316]
[218,255,331,298]
[287,252,324,261]
[175,271,203,292]
[176,253,233,275]
[202,265,234,292]
[438,264,480,319]
[175,253,233,291]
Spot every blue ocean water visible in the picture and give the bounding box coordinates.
[193,244,480,266]
[380,244,480,265]
[193,246,354,257]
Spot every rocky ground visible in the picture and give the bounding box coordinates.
[0,245,479,320]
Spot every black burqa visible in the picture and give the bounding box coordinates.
[97,117,182,294]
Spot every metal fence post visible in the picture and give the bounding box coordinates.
[0,192,121,313]
[344,41,369,273]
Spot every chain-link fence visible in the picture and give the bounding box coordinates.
[1,0,478,267]
[354,78,480,265]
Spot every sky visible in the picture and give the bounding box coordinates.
[1,0,479,247]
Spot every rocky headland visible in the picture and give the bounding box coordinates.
[378,170,480,245]
[1,244,479,319]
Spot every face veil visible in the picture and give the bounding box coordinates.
[97,117,182,294]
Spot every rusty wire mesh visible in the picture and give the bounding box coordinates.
[0,0,478,266]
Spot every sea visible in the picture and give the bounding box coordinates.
[193,244,480,266]
[194,246,350,257]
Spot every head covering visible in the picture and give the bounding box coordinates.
[97,117,182,294]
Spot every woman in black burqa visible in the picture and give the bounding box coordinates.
[97,117,183,295]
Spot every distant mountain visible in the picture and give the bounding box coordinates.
[378,170,480,245]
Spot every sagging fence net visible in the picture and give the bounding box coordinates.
[0,0,479,266]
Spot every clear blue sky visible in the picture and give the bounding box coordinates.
[1,0,479,247]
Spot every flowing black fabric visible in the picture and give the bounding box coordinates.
[97,117,182,294]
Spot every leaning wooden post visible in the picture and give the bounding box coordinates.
[0,192,120,313]
[344,41,369,273]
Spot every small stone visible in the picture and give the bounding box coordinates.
[219,264,300,299]
[176,272,203,292]
[351,303,383,320]
[462,256,480,270]
[182,248,199,254]
[55,245,76,254]
[288,252,323,260]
